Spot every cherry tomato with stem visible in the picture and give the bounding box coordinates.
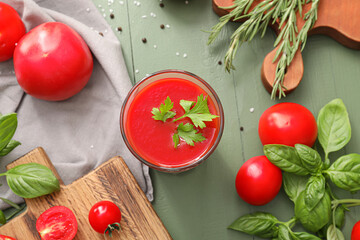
[89,201,122,237]
[36,206,78,240]
[258,102,318,147]
[352,220,360,240]
[235,155,282,206]
[14,22,93,101]
[0,2,26,62]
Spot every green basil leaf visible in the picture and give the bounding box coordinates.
[278,225,291,240]
[5,163,60,198]
[295,144,322,173]
[292,232,321,240]
[317,99,351,157]
[228,212,278,238]
[0,113,18,152]
[334,205,346,229]
[0,210,6,224]
[326,225,345,240]
[295,191,331,233]
[325,154,360,191]
[283,172,308,203]
[304,175,325,211]
[0,140,21,157]
[264,144,310,175]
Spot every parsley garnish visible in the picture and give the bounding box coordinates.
[173,123,205,148]
[151,96,176,122]
[174,94,219,129]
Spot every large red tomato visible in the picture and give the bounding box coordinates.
[352,220,360,240]
[13,22,93,101]
[235,155,282,206]
[0,2,26,62]
[258,102,318,147]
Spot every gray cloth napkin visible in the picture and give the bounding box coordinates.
[0,0,153,209]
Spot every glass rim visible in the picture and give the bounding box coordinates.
[120,69,225,173]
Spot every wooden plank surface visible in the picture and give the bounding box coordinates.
[0,148,171,239]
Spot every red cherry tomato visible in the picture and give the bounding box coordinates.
[258,102,318,147]
[0,235,16,240]
[13,22,93,101]
[235,155,282,206]
[36,206,78,240]
[352,220,360,240]
[0,2,26,62]
[89,201,122,235]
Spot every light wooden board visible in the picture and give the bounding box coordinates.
[0,147,171,239]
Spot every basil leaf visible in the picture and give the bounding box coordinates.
[264,144,310,175]
[326,225,345,240]
[304,175,325,211]
[0,113,18,152]
[0,210,5,224]
[228,212,279,238]
[5,163,60,198]
[292,232,321,240]
[0,140,21,156]
[325,154,360,191]
[283,172,308,203]
[334,205,346,229]
[295,191,331,233]
[317,99,351,157]
[295,144,322,173]
[278,225,291,240]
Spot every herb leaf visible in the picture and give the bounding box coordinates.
[173,123,205,148]
[278,225,292,240]
[0,140,21,157]
[295,144,322,173]
[152,96,176,122]
[326,224,345,240]
[292,232,322,240]
[228,212,279,238]
[283,172,308,203]
[0,113,18,152]
[175,94,218,129]
[304,175,325,211]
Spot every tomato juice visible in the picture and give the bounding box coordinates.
[121,71,223,171]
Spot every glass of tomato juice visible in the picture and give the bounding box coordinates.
[120,70,224,172]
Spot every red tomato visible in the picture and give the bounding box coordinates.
[235,155,282,206]
[89,201,122,235]
[258,102,318,147]
[0,235,16,240]
[13,22,93,101]
[0,2,26,62]
[36,206,78,240]
[352,220,360,240]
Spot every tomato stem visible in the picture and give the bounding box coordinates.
[103,222,121,239]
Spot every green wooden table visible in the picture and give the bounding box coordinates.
[93,0,360,239]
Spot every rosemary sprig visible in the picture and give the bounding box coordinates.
[208,0,320,99]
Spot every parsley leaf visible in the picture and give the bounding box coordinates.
[151,96,176,122]
[173,123,206,148]
[174,94,219,129]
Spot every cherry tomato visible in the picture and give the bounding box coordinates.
[0,2,26,62]
[235,155,282,206]
[0,235,16,240]
[89,201,122,236]
[352,220,360,240]
[258,102,318,147]
[13,22,93,101]
[36,206,78,240]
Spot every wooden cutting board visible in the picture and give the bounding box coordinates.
[0,147,172,239]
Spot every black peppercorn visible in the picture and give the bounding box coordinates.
[142,38,147,43]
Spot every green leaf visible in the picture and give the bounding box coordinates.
[0,113,18,152]
[0,140,21,157]
[325,153,360,191]
[151,96,176,122]
[334,205,346,229]
[317,99,351,157]
[295,191,331,233]
[228,212,279,238]
[326,225,345,240]
[0,197,21,209]
[0,210,6,225]
[4,163,60,198]
[176,94,219,129]
[292,232,321,240]
[278,225,291,240]
[295,144,322,173]
[264,144,310,175]
[304,175,325,211]
[174,123,205,147]
[283,172,308,203]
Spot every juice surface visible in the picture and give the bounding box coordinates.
[125,78,220,168]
